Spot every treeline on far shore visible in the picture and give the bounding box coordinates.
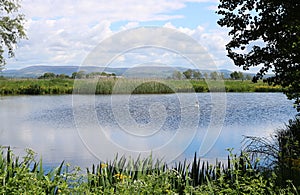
[0,76,284,96]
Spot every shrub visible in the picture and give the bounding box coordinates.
[243,118,300,189]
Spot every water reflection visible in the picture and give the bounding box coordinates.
[0,93,296,168]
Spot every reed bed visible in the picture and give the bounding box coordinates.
[0,78,283,96]
[0,78,74,95]
[0,147,297,194]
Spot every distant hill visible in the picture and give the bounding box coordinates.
[121,66,188,78]
[0,66,127,78]
[0,65,258,79]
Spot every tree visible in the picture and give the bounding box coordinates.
[217,0,300,104]
[57,74,69,79]
[38,72,56,79]
[172,70,182,80]
[220,72,225,80]
[230,71,244,80]
[72,71,86,79]
[203,72,209,79]
[210,71,219,80]
[183,69,193,79]
[192,70,202,80]
[245,74,253,80]
[71,72,77,79]
[0,0,26,68]
[238,72,244,80]
[230,72,237,80]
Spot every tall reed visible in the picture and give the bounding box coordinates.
[0,146,298,194]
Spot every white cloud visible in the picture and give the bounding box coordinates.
[206,5,218,11]
[6,0,237,71]
[21,0,186,22]
[163,22,233,69]
[120,22,140,31]
[81,27,227,72]
[8,0,189,68]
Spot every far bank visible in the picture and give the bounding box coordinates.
[0,78,284,96]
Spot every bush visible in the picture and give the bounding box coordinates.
[276,119,300,186]
[243,118,300,189]
[193,85,206,92]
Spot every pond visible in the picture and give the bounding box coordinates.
[0,93,297,168]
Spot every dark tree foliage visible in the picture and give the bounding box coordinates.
[192,70,202,79]
[38,72,56,79]
[217,0,300,104]
[183,69,193,79]
[0,0,26,68]
[230,71,244,80]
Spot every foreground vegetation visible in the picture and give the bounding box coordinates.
[0,147,298,194]
[1,118,300,194]
[0,78,283,95]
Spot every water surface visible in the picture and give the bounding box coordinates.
[0,93,296,168]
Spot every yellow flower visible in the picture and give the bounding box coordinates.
[100,163,107,168]
[114,173,129,180]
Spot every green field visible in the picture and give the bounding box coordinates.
[0,78,283,95]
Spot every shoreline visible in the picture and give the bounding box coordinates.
[0,78,284,96]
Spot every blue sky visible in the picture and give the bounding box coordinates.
[5,0,242,71]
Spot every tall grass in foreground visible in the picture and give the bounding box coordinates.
[243,118,300,188]
[0,147,298,194]
[0,147,85,194]
[86,152,299,194]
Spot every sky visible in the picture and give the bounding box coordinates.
[5,0,240,71]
